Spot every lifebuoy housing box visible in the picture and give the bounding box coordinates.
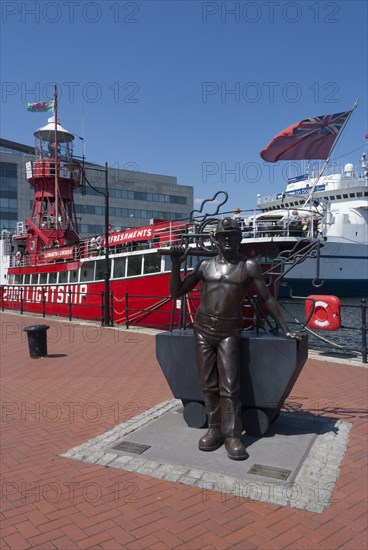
[306,295,341,331]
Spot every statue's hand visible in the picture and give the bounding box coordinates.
[170,246,189,264]
[286,332,303,343]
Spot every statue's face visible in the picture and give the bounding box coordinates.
[216,232,241,254]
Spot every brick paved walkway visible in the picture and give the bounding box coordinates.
[1,312,367,549]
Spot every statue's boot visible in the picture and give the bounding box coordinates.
[198,394,223,452]
[224,437,249,460]
[221,397,249,461]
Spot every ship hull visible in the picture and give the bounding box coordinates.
[1,240,286,329]
[282,240,368,298]
[280,278,367,298]
[1,270,195,329]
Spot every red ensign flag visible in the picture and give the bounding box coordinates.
[260,111,352,162]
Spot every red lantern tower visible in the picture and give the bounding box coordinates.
[24,113,81,262]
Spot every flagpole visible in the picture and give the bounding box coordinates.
[54,83,59,234]
[303,99,359,207]
[318,99,358,178]
[81,105,86,158]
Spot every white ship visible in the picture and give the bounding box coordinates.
[253,152,368,297]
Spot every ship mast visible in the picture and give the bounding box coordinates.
[54,83,59,232]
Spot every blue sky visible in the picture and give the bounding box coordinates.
[1,0,367,213]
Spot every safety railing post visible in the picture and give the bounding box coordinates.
[125,291,129,329]
[68,288,72,321]
[101,291,104,326]
[20,286,24,314]
[42,288,46,317]
[110,291,114,325]
[361,298,367,363]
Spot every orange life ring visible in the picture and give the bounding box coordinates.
[305,295,341,331]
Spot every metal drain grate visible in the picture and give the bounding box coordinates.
[112,441,151,455]
[248,464,291,480]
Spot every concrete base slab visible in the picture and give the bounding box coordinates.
[108,406,317,483]
[62,399,351,513]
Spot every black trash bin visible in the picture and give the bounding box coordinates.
[24,325,50,358]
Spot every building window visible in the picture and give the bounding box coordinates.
[0,162,18,231]
[79,185,187,206]
[0,162,17,180]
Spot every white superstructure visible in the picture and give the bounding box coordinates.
[0,231,12,285]
[255,154,368,296]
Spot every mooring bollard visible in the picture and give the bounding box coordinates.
[23,325,50,359]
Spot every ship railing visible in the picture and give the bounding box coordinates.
[178,207,327,240]
[119,292,367,363]
[257,193,278,206]
[127,293,368,363]
[336,176,368,190]
[16,221,26,236]
[10,215,326,268]
[119,292,175,330]
[10,253,31,268]
[279,297,367,364]
[76,223,196,260]
[72,242,85,260]
[264,240,322,293]
[257,176,368,207]
[9,222,199,266]
[237,206,325,239]
[27,159,81,184]
[0,230,12,244]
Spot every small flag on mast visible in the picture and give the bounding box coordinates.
[260,111,352,162]
[27,100,55,113]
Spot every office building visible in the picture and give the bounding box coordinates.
[0,138,193,236]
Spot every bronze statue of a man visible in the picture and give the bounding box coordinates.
[170,217,300,461]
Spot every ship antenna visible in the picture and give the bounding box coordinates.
[303,99,359,207]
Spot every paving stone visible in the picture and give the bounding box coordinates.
[62,400,352,513]
[1,311,366,550]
